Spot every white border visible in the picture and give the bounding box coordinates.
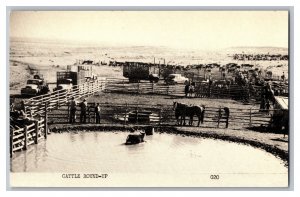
[2,0,299,196]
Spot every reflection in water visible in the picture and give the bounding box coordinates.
[11,132,287,176]
[93,132,98,143]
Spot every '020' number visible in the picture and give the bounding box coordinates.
[210,175,219,180]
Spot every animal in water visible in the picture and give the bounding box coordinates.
[125,130,146,145]
[173,101,205,126]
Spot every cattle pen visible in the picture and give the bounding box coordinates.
[45,102,283,130]
[10,77,288,158]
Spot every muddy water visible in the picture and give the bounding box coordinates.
[11,131,287,176]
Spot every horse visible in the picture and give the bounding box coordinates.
[217,107,230,128]
[186,104,205,126]
[173,102,205,126]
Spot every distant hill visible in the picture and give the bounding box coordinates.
[223,46,288,55]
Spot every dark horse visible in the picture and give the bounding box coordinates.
[173,102,205,126]
[125,131,145,145]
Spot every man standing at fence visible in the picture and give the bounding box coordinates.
[80,98,88,123]
[69,97,77,123]
[224,107,230,128]
[184,80,190,98]
[95,103,101,124]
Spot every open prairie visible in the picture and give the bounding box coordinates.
[9,38,288,95]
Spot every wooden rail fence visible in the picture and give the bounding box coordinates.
[101,78,288,100]
[24,79,105,117]
[10,113,47,157]
[47,103,279,131]
[10,79,104,156]
[11,78,287,156]
[22,78,288,117]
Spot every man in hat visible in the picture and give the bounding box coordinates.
[95,103,101,124]
[80,98,88,123]
[69,97,77,123]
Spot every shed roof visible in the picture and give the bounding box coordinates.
[274,96,288,110]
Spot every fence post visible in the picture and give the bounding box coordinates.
[167,85,169,95]
[23,126,28,150]
[159,108,162,126]
[137,81,140,94]
[116,106,119,122]
[99,80,101,92]
[44,103,48,139]
[86,82,88,96]
[57,91,60,109]
[35,120,39,144]
[124,103,128,125]
[10,130,13,157]
[67,102,70,123]
[152,82,154,94]
[249,108,252,127]
[217,107,221,128]
[94,102,97,123]
[136,103,138,124]
[88,106,91,123]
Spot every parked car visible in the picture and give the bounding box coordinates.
[21,78,50,96]
[165,74,189,85]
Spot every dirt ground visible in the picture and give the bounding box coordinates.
[87,92,258,109]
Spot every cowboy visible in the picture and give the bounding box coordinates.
[184,80,190,98]
[80,98,88,123]
[69,97,77,123]
[265,100,271,115]
[95,103,101,124]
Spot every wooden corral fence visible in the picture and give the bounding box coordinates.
[10,115,47,157]
[47,102,282,131]
[22,78,288,115]
[104,79,186,96]
[101,78,274,101]
[10,79,104,156]
[23,79,105,117]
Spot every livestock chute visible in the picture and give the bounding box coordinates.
[271,96,288,132]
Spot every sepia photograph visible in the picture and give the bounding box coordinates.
[8,10,290,188]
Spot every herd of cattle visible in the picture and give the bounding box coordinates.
[108,58,288,102]
[232,53,289,61]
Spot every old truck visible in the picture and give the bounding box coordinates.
[21,75,50,96]
[123,62,160,83]
[54,63,97,92]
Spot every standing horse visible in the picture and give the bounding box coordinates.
[173,102,205,126]
[186,104,205,126]
[173,102,187,125]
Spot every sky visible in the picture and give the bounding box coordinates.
[9,11,289,50]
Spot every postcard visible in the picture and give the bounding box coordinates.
[9,10,290,188]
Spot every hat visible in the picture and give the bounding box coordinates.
[83,98,86,101]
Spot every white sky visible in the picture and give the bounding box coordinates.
[10,11,289,50]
